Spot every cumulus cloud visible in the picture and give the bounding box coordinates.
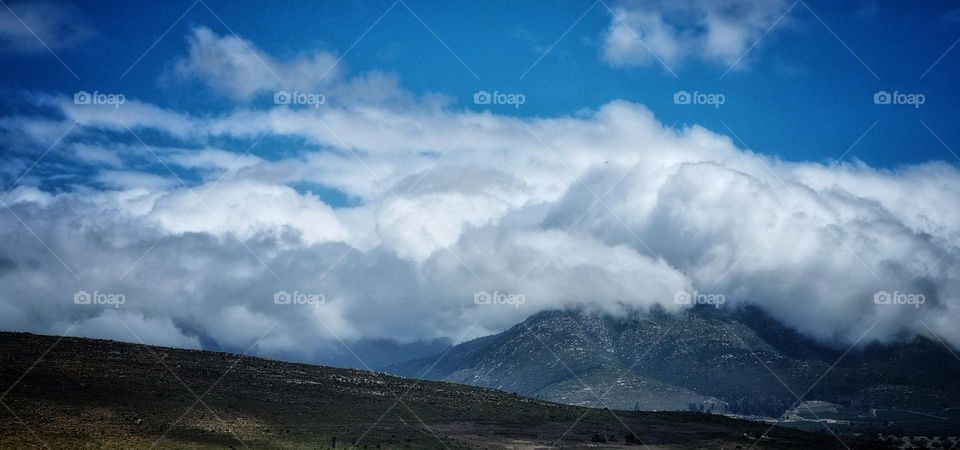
[601,0,791,68]
[1,28,958,362]
[149,181,349,245]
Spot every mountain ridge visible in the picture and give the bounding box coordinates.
[387,306,960,420]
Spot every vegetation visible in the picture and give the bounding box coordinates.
[0,331,886,449]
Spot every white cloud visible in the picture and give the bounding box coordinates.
[601,0,791,68]
[1,27,958,360]
[54,96,199,139]
[172,26,341,100]
[95,170,180,190]
[165,147,264,174]
[169,26,449,111]
[148,181,349,245]
[72,143,123,167]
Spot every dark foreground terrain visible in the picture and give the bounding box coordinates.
[0,332,884,449]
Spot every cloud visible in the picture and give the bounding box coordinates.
[165,147,264,173]
[169,26,446,110]
[69,310,202,350]
[94,170,181,190]
[601,0,791,69]
[172,26,341,100]
[1,28,959,362]
[148,181,349,245]
[71,143,124,167]
[0,1,94,54]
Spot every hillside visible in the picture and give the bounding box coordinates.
[388,307,960,421]
[0,331,881,449]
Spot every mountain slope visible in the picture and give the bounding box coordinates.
[388,307,960,418]
[0,331,876,449]
[398,309,721,412]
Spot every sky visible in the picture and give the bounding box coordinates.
[1,0,959,363]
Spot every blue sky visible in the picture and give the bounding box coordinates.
[2,0,960,359]
[4,0,960,168]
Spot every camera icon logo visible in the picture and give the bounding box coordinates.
[74,291,92,304]
[474,291,492,305]
[674,291,692,305]
[74,91,91,105]
[673,91,692,105]
[274,291,292,304]
[473,91,492,105]
[274,90,291,105]
[873,91,891,105]
[873,290,892,305]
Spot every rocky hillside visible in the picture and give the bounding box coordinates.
[388,307,960,418]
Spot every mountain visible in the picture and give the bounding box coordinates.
[0,331,879,449]
[316,338,452,369]
[387,307,960,422]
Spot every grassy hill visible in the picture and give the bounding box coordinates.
[0,331,883,449]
